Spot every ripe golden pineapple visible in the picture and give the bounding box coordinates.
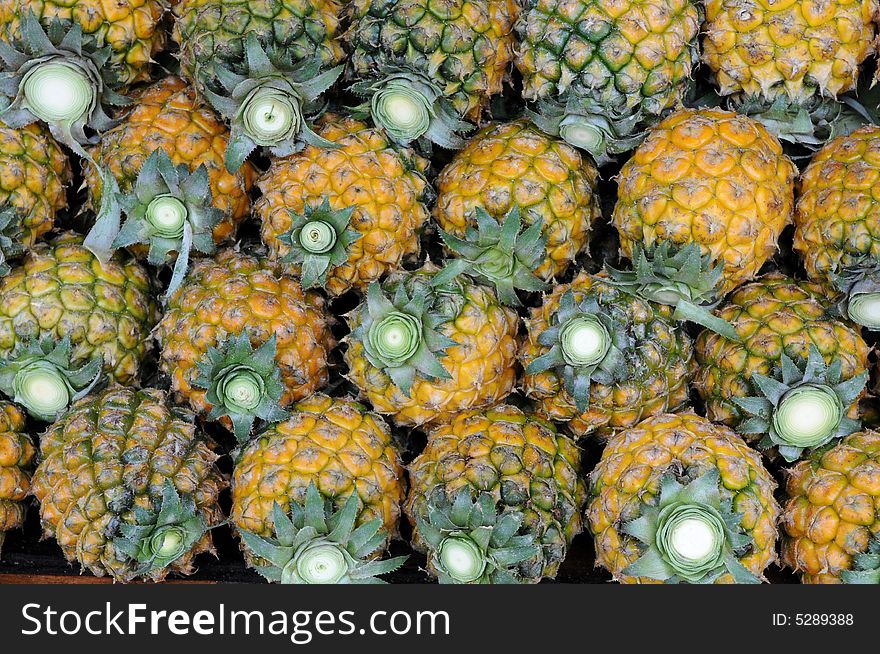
[0,0,167,89]
[0,232,157,384]
[255,114,431,296]
[434,121,600,281]
[782,430,880,583]
[703,0,877,104]
[0,401,33,555]
[31,387,227,582]
[232,394,405,573]
[589,412,781,583]
[84,77,257,247]
[0,121,70,246]
[795,125,880,330]
[173,0,346,93]
[695,273,869,431]
[344,265,519,427]
[521,271,694,437]
[613,108,796,295]
[406,405,586,583]
[343,0,518,146]
[514,0,700,159]
[155,249,336,440]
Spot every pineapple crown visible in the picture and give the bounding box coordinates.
[733,346,867,462]
[240,483,407,584]
[194,331,289,443]
[350,65,471,150]
[0,11,128,159]
[350,273,457,397]
[621,470,760,584]
[526,90,647,165]
[415,487,540,584]
[605,241,740,341]
[113,481,208,577]
[828,256,880,330]
[201,34,342,173]
[524,288,630,412]
[277,199,360,289]
[0,206,25,276]
[728,92,870,151]
[841,535,880,584]
[433,206,548,306]
[83,148,222,300]
[0,335,103,421]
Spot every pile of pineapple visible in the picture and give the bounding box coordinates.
[0,0,879,585]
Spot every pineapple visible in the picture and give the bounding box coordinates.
[782,429,880,583]
[795,125,880,330]
[83,77,257,249]
[694,273,870,438]
[0,401,34,555]
[231,394,406,580]
[406,405,586,583]
[515,0,701,161]
[30,386,227,582]
[434,120,601,281]
[588,412,780,583]
[172,0,345,94]
[521,271,694,437]
[343,265,519,427]
[0,121,70,246]
[255,114,432,296]
[0,231,157,385]
[702,0,878,142]
[344,0,518,147]
[155,248,336,442]
[0,0,166,89]
[613,108,796,296]
[0,12,130,158]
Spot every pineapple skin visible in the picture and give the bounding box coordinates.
[795,125,880,289]
[0,402,34,550]
[695,273,869,428]
[84,77,257,248]
[0,232,158,384]
[588,412,781,583]
[344,267,519,428]
[231,394,405,565]
[434,120,601,280]
[173,0,346,92]
[345,0,519,120]
[0,122,70,247]
[703,0,878,101]
[521,272,695,437]
[0,0,166,89]
[406,405,587,582]
[255,115,432,296]
[515,0,700,113]
[782,430,880,583]
[613,108,796,295]
[155,249,336,426]
[31,387,227,582]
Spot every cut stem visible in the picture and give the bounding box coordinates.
[773,384,842,448]
[22,60,95,124]
[560,316,611,367]
[438,536,486,583]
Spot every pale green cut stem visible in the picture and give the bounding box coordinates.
[296,544,348,584]
[560,316,610,367]
[22,60,94,123]
[773,385,841,448]
[299,220,337,254]
[848,292,880,330]
[147,195,188,238]
[438,536,486,583]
